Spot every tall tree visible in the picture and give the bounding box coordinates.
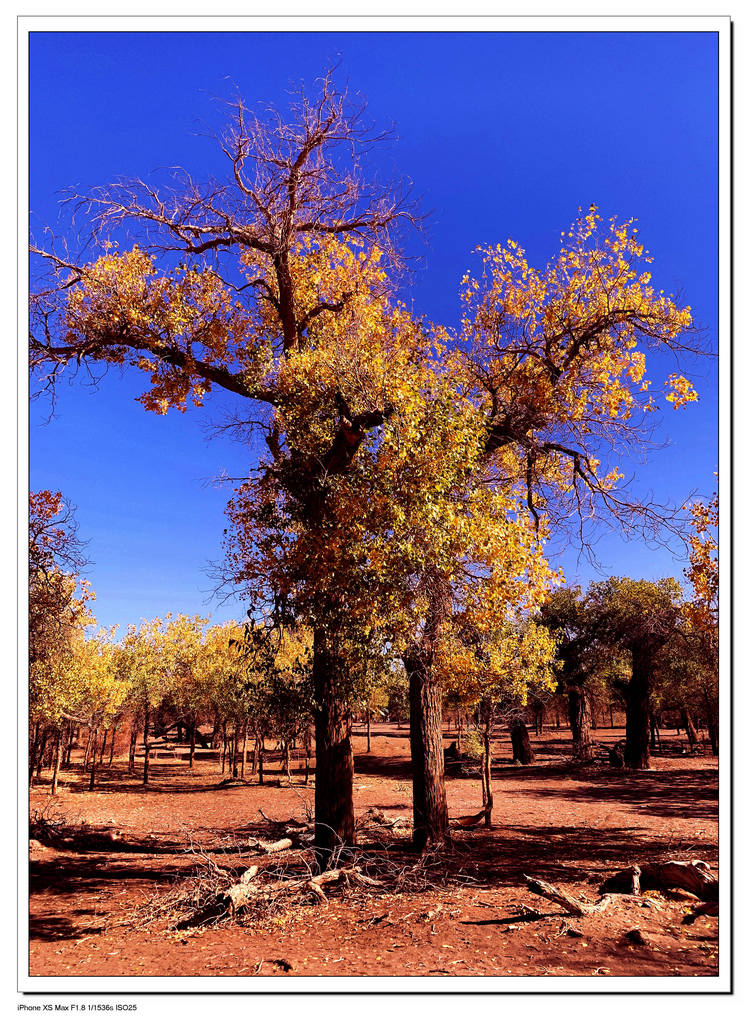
[393,207,699,842]
[30,73,414,865]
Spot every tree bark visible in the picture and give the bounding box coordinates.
[50,729,63,795]
[681,707,698,751]
[89,726,98,791]
[304,727,312,786]
[240,720,247,778]
[480,700,494,827]
[704,701,718,755]
[143,705,151,785]
[108,725,117,766]
[128,724,137,773]
[510,718,535,764]
[624,653,651,769]
[313,626,355,868]
[366,710,372,753]
[405,651,450,851]
[568,684,594,761]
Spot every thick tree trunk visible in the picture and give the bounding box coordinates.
[568,685,594,761]
[99,728,108,765]
[624,655,651,769]
[510,718,535,764]
[313,626,355,868]
[405,653,450,851]
[258,734,265,786]
[704,701,718,755]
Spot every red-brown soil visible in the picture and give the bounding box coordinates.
[28,724,719,979]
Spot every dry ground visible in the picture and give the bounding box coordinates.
[28,723,718,980]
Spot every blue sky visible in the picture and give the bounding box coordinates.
[29,30,719,634]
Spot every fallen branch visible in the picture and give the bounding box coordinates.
[523,874,615,917]
[600,860,718,902]
[365,808,405,829]
[223,864,385,914]
[451,808,488,830]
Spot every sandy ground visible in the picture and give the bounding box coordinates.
[28,723,718,979]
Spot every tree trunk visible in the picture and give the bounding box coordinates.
[303,727,311,786]
[481,700,494,827]
[258,734,265,786]
[36,728,50,778]
[405,652,450,852]
[681,707,698,751]
[29,722,41,782]
[128,724,137,773]
[313,626,355,868]
[143,705,151,785]
[366,710,372,753]
[624,655,651,769]
[99,728,108,765]
[82,729,92,774]
[533,701,543,736]
[63,725,74,769]
[108,725,117,766]
[704,700,718,755]
[50,729,63,795]
[568,685,594,761]
[240,720,247,779]
[89,726,98,791]
[510,718,535,764]
[189,718,196,769]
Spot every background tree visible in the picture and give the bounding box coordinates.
[29,490,90,668]
[537,586,615,761]
[120,617,177,785]
[443,619,556,824]
[683,490,718,752]
[587,577,682,769]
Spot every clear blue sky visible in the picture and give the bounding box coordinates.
[29,30,719,634]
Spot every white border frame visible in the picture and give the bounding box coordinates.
[16,11,732,999]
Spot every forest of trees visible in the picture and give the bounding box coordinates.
[29,72,717,870]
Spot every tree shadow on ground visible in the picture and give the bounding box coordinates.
[511,768,718,821]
